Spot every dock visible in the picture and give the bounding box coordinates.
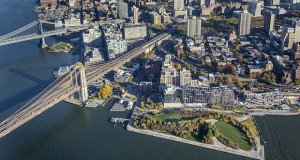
[110,102,126,111]
[110,117,129,127]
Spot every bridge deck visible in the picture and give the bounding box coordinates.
[0,32,171,138]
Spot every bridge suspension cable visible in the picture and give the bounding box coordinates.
[0,21,39,41]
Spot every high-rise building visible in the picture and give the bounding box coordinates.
[117,1,128,18]
[150,12,161,25]
[265,0,280,6]
[174,0,185,11]
[187,17,201,38]
[281,18,300,50]
[264,10,275,34]
[238,10,252,36]
[248,1,262,17]
[132,5,139,23]
[291,42,300,60]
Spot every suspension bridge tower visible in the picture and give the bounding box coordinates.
[79,67,88,101]
[38,20,48,48]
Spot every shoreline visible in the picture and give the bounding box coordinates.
[126,108,265,160]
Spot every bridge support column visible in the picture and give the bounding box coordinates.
[38,21,48,49]
[80,67,88,101]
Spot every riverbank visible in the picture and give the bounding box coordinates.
[127,108,265,160]
[249,110,300,116]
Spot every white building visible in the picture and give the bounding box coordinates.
[64,13,81,27]
[106,38,127,60]
[82,26,103,47]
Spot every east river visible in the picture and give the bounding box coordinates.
[0,0,299,159]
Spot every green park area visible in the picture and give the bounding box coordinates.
[215,121,252,151]
[154,113,189,122]
[49,42,73,52]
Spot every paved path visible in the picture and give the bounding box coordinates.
[127,108,264,160]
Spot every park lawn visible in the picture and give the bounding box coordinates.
[154,113,188,122]
[53,42,69,50]
[215,121,252,151]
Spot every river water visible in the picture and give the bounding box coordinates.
[0,1,299,160]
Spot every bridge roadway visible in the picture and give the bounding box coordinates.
[0,25,90,46]
[0,19,126,46]
[0,32,171,138]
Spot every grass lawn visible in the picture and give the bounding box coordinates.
[53,42,69,51]
[215,121,252,151]
[154,113,189,122]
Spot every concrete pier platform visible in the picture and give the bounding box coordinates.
[110,102,125,111]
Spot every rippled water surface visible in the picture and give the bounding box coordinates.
[0,1,299,160]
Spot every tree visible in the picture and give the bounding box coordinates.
[158,102,163,109]
[130,96,136,100]
[223,64,236,75]
[281,76,286,84]
[147,97,151,104]
[295,79,300,85]
[260,72,276,84]
[141,123,147,129]
[235,78,243,88]
[98,85,113,99]
[225,76,232,85]
[140,101,145,108]
[129,76,134,82]
[182,54,186,60]
[234,53,243,62]
[177,64,182,70]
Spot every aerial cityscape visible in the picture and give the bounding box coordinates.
[0,0,300,159]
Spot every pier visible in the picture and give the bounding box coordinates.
[110,117,129,128]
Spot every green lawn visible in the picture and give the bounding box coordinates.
[154,113,188,122]
[215,121,252,151]
[53,42,69,51]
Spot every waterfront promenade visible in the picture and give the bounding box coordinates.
[127,108,265,160]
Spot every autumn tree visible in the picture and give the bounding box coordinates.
[97,85,113,99]
[140,101,145,108]
[177,64,182,70]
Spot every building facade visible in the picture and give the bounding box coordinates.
[117,1,128,18]
[187,17,202,38]
[123,24,147,40]
[174,0,185,11]
[264,10,275,35]
[248,1,262,17]
[106,39,127,60]
[238,11,252,36]
[163,85,235,105]
[132,5,139,23]
[82,26,103,47]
